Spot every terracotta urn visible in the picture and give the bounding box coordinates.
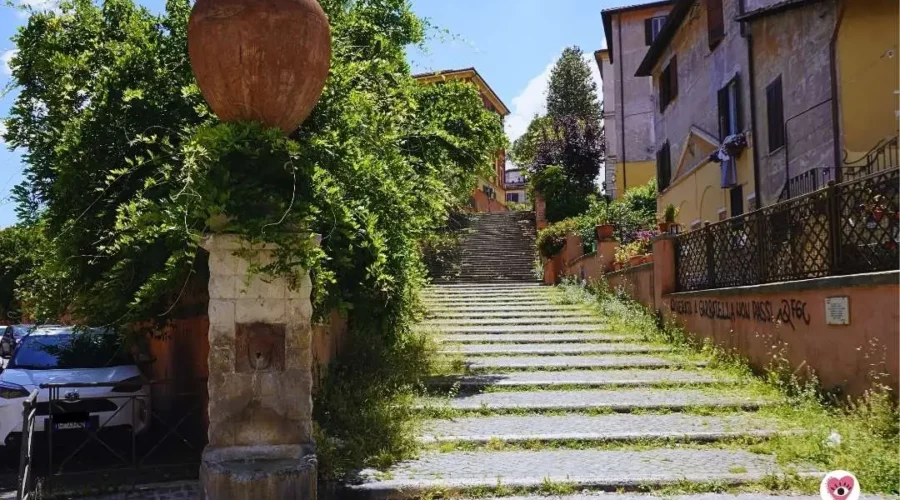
[187,0,332,134]
[629,255,643,267]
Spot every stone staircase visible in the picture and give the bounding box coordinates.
[441,211,538,283]
[348,281,821,498]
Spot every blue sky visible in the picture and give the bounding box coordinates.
[0,0,629,228]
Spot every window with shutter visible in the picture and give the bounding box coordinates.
[646,16,667,45]
[730,185,744,217]
[717,76,741,141]
[707,0,725,49]
[659,56,678,112]
[766,76,785,153]
[657,141,672,191]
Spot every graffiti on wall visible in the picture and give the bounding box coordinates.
[669,298,811,331]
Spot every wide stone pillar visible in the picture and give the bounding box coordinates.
[200,234,317,500]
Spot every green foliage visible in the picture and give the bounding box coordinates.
[6,0,504,478]
[509,115,551,167]
[608,179,657,242]
[546,46,601,123]
[0,224,43,321]
[535,218,579,259]
[531,164,595,223]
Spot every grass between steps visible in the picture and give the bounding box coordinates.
[552,279,899,495]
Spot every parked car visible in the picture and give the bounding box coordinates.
[0,325,150,448]
[0,325,34,367]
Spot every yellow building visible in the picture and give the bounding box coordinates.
[414,68,512,212]
[595,1,673,200]
[636,0,898,228]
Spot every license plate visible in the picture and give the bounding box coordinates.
[54,421,90,430]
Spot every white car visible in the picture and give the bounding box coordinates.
[0,326,151,448]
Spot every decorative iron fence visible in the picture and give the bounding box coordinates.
[16,379,207,499]
[783,136,898,200]
[676,168,899,291]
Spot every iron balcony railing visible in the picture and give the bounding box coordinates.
[784,136,899,200]
[676,167,899,292]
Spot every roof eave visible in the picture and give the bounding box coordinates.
[635,0,694,77]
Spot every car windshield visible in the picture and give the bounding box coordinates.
[8,331,134,370]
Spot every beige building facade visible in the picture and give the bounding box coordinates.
[596,1,673,200]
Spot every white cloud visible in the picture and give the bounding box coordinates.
[505,53,604,143]
[1,50,17,76]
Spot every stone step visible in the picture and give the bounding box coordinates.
[418,388,768,412]
[422,300,554,307]
[432,324,607,334]
[427,369,733,388]
[349,448,812,497]
[426,305,586,313]
[422,290,550,297]
[420,413,782,443]
[422,316,598,325]
[436,333,630,343]
[459,496,837,500]
[461,355,701,371]
[442,343,669,356]
[428,283,544,290]
[426,310,591,319]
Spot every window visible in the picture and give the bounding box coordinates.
[645,16,667,45]
[506,192,520,203]
[717,76,742,140]
[730,185,744,218]
[766,76,785,153]
[707,0,725,49]
[656,141,672,191]
[659,56,678,112]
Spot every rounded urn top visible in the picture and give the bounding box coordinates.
[187,0,332,134]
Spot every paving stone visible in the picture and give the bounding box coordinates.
[437,333,632,343]
[428,369,733,388]
[350,448,814,493]
[463,355,700,370]
[435,324,607,334]
[443,343,670,356]
[418,388,768,411]
[421,413,783,443]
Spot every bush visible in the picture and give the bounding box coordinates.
[536,218,579,259]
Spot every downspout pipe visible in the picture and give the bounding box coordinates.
[829,0,846,183]
[618,15,628,195]
[740,0,762,209]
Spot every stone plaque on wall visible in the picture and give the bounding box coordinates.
[825,297,850,326]
[235,322,286,372]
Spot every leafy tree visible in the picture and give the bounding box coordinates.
[509,114,551,167]
[546,46,601,123]
[0,224,42,322]
[6,0,504,477]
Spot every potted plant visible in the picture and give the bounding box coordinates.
[595,205,614,240]
[614,245,630,270]
[658,203,678,232]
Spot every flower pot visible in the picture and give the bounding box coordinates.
[613,262,622,271]
[657,222,669,233]
[596,224,614,240]
[187,0,332,134]
[873,208,885,222]
[643,254,653,264]
[629,255,643,267]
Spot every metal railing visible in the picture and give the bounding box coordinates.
[17,379,206,498]
[676,168,899,291]
[16,391,38,500]
[784,136,899,200]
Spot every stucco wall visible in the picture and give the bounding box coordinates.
[837,0,900,161]
[607,263,656,310]
[652,0,755,219]
[603,5,671,197]
[663,275,900,398]
[748,1,837,207]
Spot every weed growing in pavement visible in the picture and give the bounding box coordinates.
[553,278,900,494]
